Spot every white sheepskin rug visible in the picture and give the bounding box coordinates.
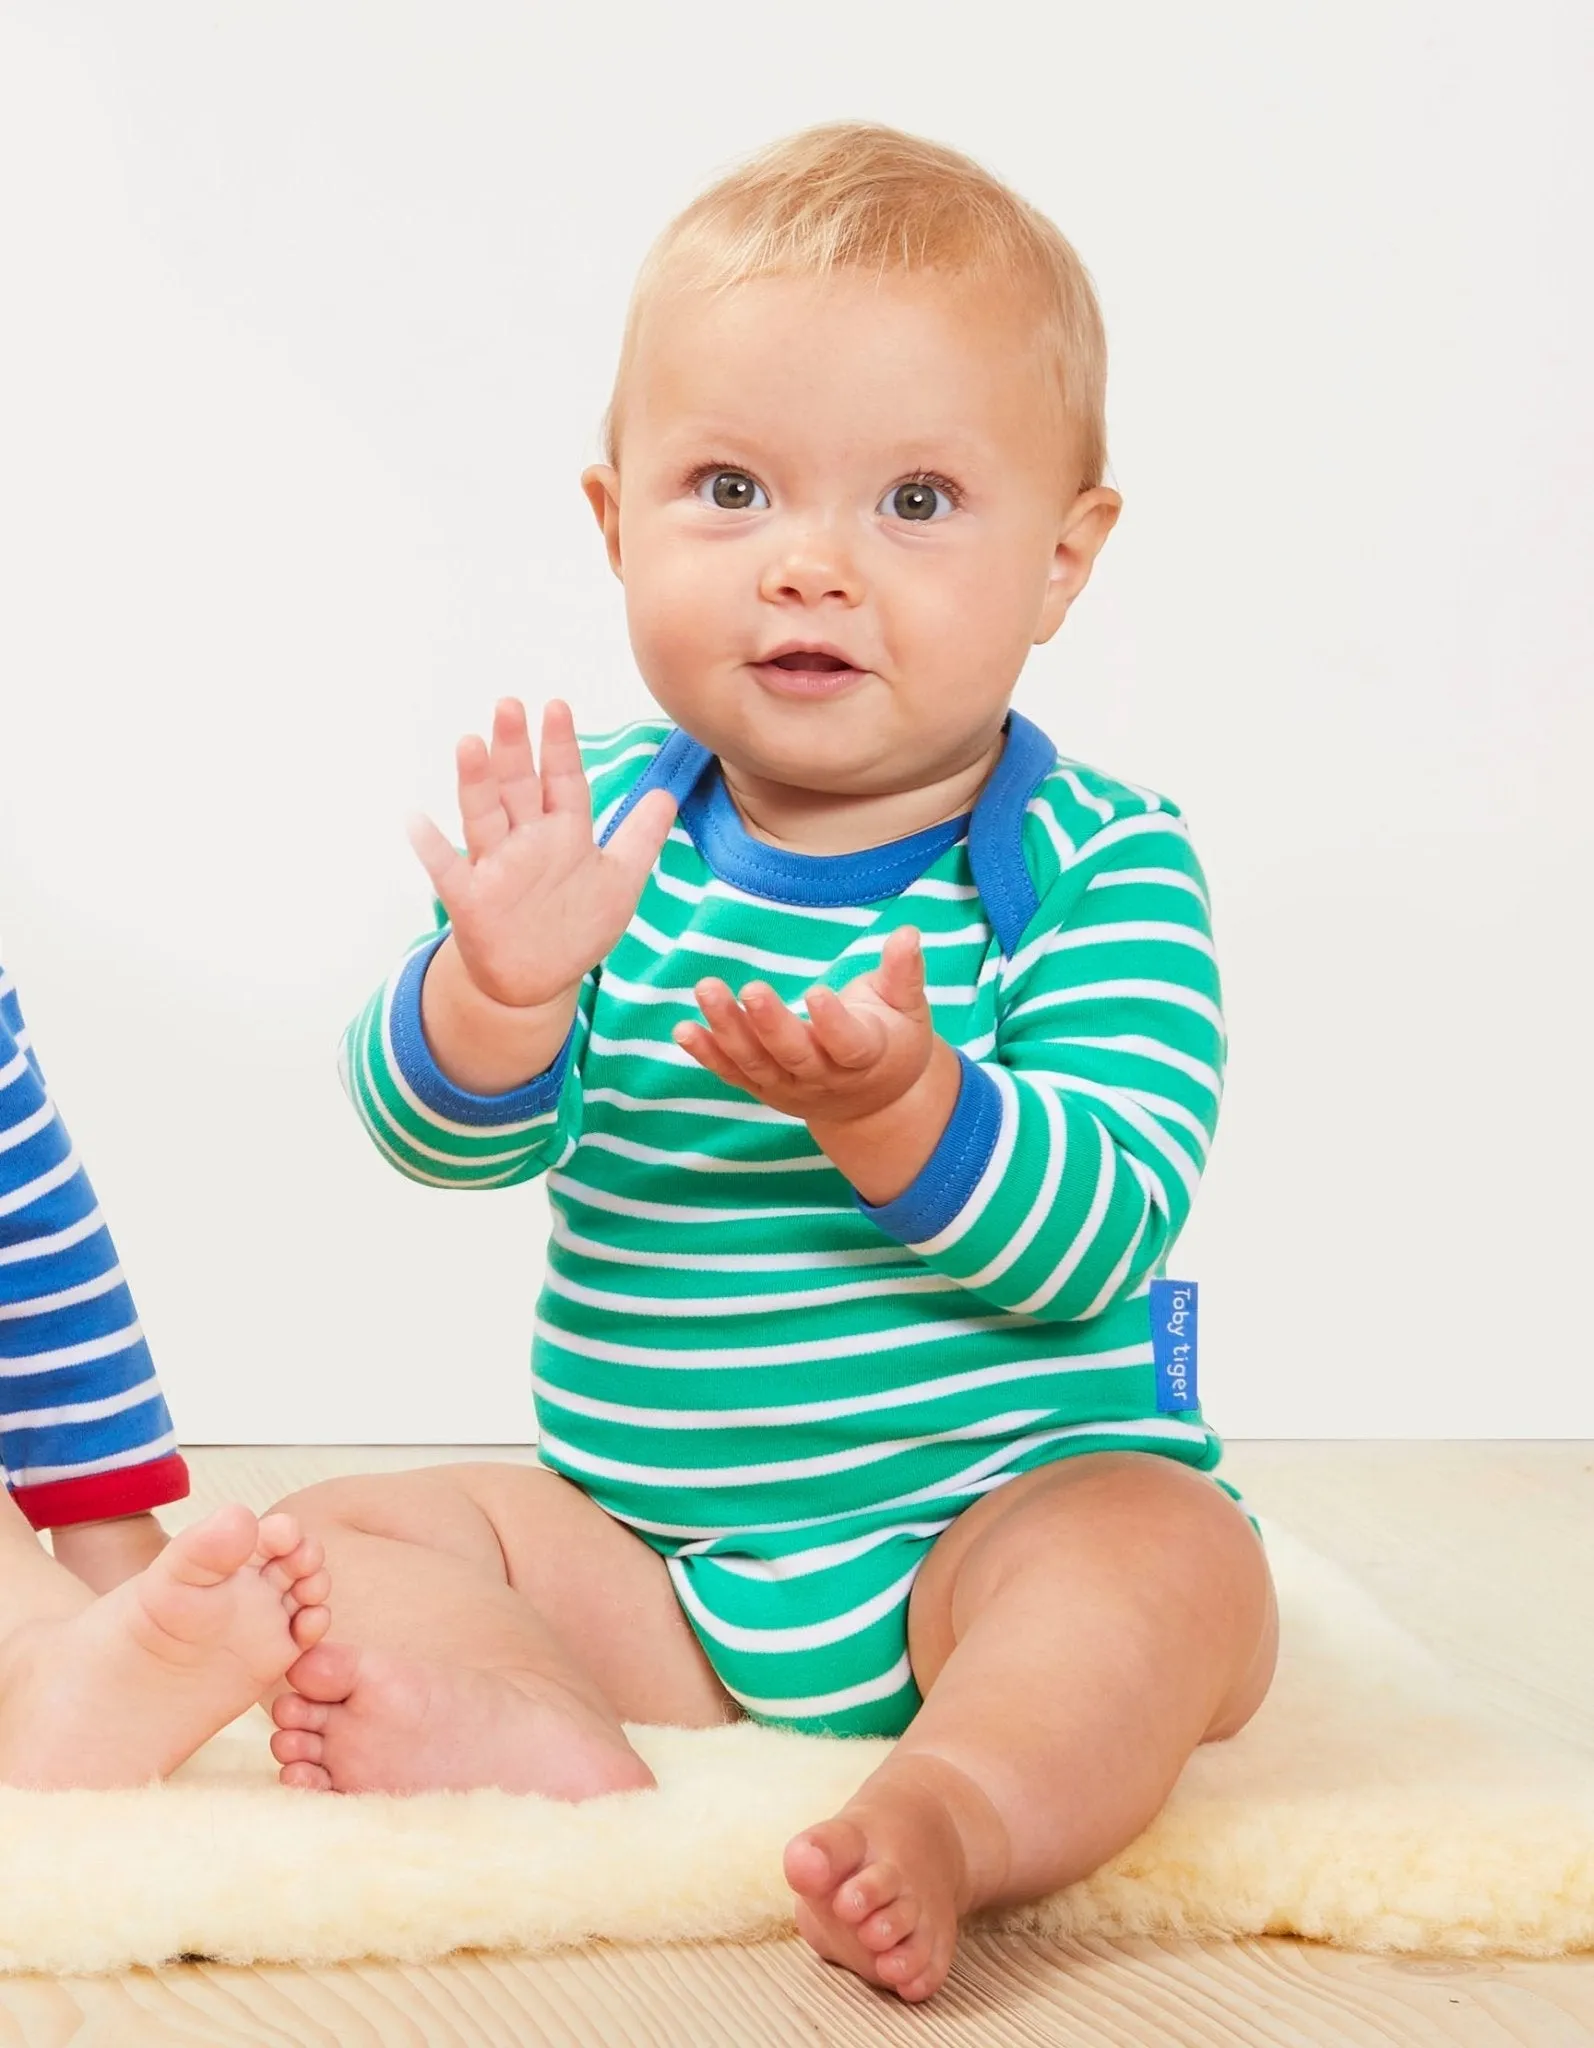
[2,1516,1591,1975]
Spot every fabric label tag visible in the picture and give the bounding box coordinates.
[1150,1279,1199,1413]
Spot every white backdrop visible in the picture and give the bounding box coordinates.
[1,1,1588,1442]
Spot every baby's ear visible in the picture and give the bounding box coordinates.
[580,465,624,578]
[1034,486,1121,643]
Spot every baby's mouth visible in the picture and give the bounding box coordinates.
[752,649,868,698]
[769,651,851,672]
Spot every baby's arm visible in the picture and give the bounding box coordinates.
[342,699,676,1184]
[0,952,190,1586]
[678,809,1222,1323]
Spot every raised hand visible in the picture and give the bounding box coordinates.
[408,698,676,1011]
[673,925,937,1126]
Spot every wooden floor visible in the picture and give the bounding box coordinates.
[3,1441,1591,2047]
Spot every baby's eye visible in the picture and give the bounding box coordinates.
[879,479,954,523]
[695,469,769,512]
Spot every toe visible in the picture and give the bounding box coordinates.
[263,1535,325,1597]
[833,1859,904,1926]
[287,1568,332,1611]
[164,1504,259,1586]
[876,1925,934,1983]
[283,1639,361,1705]
[896,1949,952,2005]
[858,1894,919,1953]
[272,1692,330,1732]
[255,1512,303,1563]
[784,1817,869,1900]
[884,1927,949,2003]
[270,1727,324,1767]
[279,1760,332,1792]
[289,1604,331,1652]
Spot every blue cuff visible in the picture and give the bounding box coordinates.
[855,1052,1003,1243]
[388,934,574,1125]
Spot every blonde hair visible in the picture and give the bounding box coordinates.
[602,122,1108,488]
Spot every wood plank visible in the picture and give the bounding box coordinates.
[2,1937,1593,2047]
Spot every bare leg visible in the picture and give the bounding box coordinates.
[0,1485,92,1633]
[267,1463,736,1798]
[784,1452,1278,2002]
[0,1485,330,1789]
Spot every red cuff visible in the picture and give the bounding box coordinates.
[10,1453,192,1531]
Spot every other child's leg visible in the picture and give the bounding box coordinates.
[0,1486,330,1788]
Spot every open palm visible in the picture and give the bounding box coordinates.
[674,925,936,1123]
[408,698,675,1010]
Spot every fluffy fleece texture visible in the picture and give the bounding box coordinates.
[2,1518,1591,1974]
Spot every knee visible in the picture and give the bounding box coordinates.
[265,1473,381,1532]
[929,1453,1272,1679]
[265,1465,514,1576]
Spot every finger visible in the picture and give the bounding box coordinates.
[406,810,468,907]
[490,698,542,830]
[456,733,510,862]
[806,982,886,1069]
[672,1019,755,1093]
[538,700,591,817]
[739,982,822,1073]
[877,925,926,1012]
[694,979,781,1080]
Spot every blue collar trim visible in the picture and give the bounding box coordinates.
[678,774,969,906]
[965,708,1060,954]
[598,709,1058,952]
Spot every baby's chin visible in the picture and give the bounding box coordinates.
[666,674,917,790]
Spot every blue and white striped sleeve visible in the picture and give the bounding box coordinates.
[0,956,189,1529]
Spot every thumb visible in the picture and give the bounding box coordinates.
[406,811,465,907]
[600,787,677,899]
[878,925,926,1013]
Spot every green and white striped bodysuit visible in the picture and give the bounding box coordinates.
[342,710,1258,1737]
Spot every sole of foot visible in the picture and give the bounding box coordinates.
[270,1639,658,1800]
[0,1504,330,1790]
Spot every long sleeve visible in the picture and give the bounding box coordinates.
[856,806,1224,1323]
[0,956,190,1529]
[338,926,590,1187]
[339,720,673,1189]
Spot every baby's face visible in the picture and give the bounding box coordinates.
[584,270,1118,798]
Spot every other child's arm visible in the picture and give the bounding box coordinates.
[0,952,189,1584]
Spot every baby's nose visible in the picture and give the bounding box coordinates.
[758,524,865,607]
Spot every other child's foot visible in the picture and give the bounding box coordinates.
[270,1640,657,1800]
[0,1504,330,1789]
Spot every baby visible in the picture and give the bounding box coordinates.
[0,947,329,1788]
[269,123,1279,2003]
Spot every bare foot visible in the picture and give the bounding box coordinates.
[0,1504,330,1789]
[784,1755,1010,2004]
[270,1640,657,1800]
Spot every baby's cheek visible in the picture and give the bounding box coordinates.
[901,561,1039,707]
[628,546,729,665]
